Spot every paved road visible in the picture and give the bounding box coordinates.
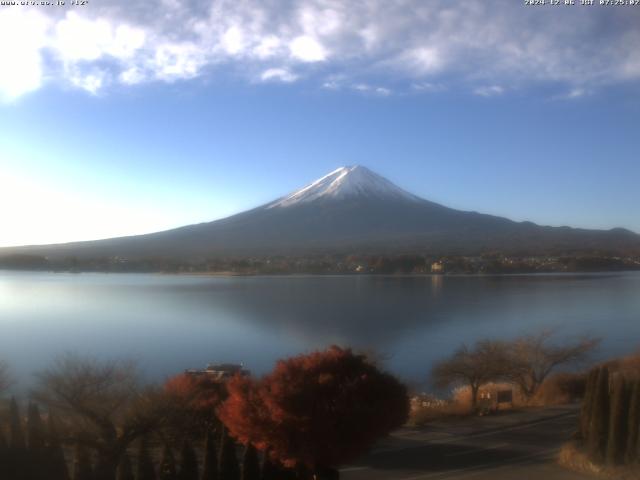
[341,406,591,480]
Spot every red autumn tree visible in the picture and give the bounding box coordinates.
[164,373,226,411]
[163,373,227,436]
[218,346,409,478]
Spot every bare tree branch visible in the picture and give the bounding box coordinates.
[431,340,510,409]
[503,331,600,398]
[31,354,172,480]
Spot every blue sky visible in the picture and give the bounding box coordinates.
[1,1,639,247]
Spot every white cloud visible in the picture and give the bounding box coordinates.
[54,13,113,62]
[221,26,245,55]
[53,12,146,62]
[110,25,147,59]
[411,82,445,92]
[0,10,49,100]
[473,85,504,97]
[552,87,592,101]
[289,36,328,62]
[566,88,587,99]
[352,83,391,95]
[260,68,298,83]
[119,67,145,85]
[152,43,205,80]
[253,35,281,59]
[403,47,442,74]
[70,72,106,94]
[0,1,639,100]
[322,80,340,90]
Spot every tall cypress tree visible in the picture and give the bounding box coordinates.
[201,429,218,480]
[259,456,294,480]
[218,428,240,480]
[27,403,47,480]
[9,397,27,480]
[159,445,178,480]
[73,443,94,480]
[240,444,260,480]
[136,437,156,480]
[9,397,26,450]
[625,381,640,464]
[0,429,8,480]
[588,366,610,463]
[580,368,598,441]
[116,454,134,480]
[27,403,46,451]
[47,412,70,480]
[179,439,198,480]
[260,455,277,480]
[606,375,628,465]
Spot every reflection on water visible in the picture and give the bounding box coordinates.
[1,271,639,389]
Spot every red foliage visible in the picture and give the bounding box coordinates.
[218,346,409,471]
[164,373,226,414]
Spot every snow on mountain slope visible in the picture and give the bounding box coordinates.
[267,165,420,208]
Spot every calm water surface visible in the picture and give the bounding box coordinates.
[1,271,639,389]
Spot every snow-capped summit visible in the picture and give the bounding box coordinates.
[267,165,420,208]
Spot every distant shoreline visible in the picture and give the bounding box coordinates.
[1,251,639,276]
[1,268,639,277]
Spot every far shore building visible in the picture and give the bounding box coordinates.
[184,363,250,382]
[430,261,444,273]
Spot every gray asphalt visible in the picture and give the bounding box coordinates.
[341,406,592,480]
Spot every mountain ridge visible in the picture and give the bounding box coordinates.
[1,165,639,259]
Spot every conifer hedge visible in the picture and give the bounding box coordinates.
[580,365,640,466]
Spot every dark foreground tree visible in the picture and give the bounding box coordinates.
[27,403,46,452]
[201,429,218,480]
[9,397,26,450]
[218,427,240,480]
[0,429,8,480]
[116,454,135,480]
[505,331,599,399]
[260,455,294,480]
[431,340,508,410]
[580,368,599,440]
[0,360,11,393]
[47,412,70,480]
[219,346,409,479]
[73,443,94,480]
[241,444,260,480]
[588,367,610,463]
[625,381,640,463]
[136,438,157,480]
[27,403,47,479]
[159,445,178,480]
[260,455,277,480]
[179,439,199,480]
[606,375,628,465]
[8,397,27,479]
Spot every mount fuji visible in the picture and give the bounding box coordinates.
[3,165,639,259]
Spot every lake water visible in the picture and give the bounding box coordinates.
[1,271,639,390]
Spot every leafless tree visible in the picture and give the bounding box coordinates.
[32,354,172,480]
[503,331,600,399]
[431,340,510,410]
